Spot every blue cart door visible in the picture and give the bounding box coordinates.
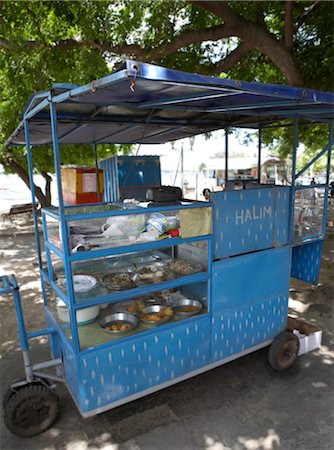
[291,239,324,285]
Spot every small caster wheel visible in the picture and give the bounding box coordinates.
[268,331,300,371]
[4,384,59,437]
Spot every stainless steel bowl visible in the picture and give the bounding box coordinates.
[99,312,138,335]
[140,304,174,326]
[111,297,165,315]
[173,299,203,317]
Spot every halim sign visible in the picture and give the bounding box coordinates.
[212,187,290,259]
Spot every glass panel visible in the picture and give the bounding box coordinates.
[45,215,61,249]
[294,187,325,240]
[49,243,208,303]
[47,251,66,289]
[64,203,124,215]
[76,282,208,350]
[67,207,212,253]
[47,288,73,343]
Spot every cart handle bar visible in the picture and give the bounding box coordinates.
[0,274,19,294]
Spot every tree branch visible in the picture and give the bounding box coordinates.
[191,0,303,86]
[294,0,321,31]
[199,41,253,75]
[284,1,294,51]
[0,24,232,60]
[41,171,52,205]
[1,1,304,86]
[152,24,232,57]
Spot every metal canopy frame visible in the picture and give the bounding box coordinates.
[6,59,334,147]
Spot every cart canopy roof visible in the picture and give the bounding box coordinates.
[6,59,334,146]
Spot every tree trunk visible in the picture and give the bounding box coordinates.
[192,1,303,86]
[4,157,52,208]
[41,171,52,206]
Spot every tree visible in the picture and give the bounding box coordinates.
[1,1,333,205]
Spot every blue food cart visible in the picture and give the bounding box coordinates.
[1,60,333,437]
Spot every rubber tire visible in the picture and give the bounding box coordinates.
[2,378,51,410]
[268,331,300,371]
[4,384,59,437]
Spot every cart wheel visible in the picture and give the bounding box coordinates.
[268,331,300,371]
[4,384,59,437]
[2,378,51,410]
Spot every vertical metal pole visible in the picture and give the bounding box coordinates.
[24,119,48,305]
[258,127,262,183]
[12,282,34,382]
[289,117,298,243]
[49,101,80,354]
[42,211,55,283]
[181,141,184,194]
[291,119,298,187]
[325,121,333,186]
[225,127,229,186]
[93,143,101,202]
[322,121,333,234]
[24,120,43,269]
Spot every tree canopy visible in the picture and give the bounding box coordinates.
[0,1,333,204]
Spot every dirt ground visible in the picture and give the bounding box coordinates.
[0,211,333,450]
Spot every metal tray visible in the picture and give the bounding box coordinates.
[99,313,138,335]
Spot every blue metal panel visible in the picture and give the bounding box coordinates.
[212,246,291,311]
[291,239,323,285]
[99,156,161,202]
[211,295,288,361]
[117,156,161,187]
[213,187,289,259]
[45,309,80,401]
[273,187,290,245]
[98,157,119,202]
[77,316,210,414]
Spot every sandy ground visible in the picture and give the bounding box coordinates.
[0,211,333,450]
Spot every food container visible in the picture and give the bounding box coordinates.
[168,259,202,276]
[140,305,174,326]
[99,313,138,335]
[57,274,98,293]
[112,297,165,315]
[173,299,203,317]
[102,271,136,291]
[135,263,167,284]
[56,300,100,325]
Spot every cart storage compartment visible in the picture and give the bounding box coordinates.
[211,246,290,361]
[78,316,210,415]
